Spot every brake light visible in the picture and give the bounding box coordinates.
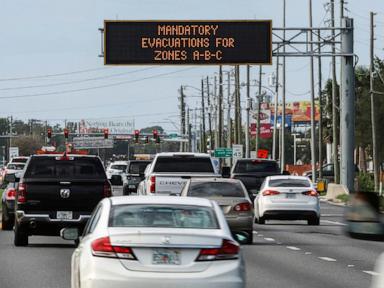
[149,176,156,193]
[91,236,136,260]
[103,181,112,197]
[302,190,318,197]
[234,202,252,212]
[262,190,280,196]
[6,188,16,200]
[17,182,27,204]
[196,239,239,261]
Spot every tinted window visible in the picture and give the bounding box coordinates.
[129,162,151,174]
[269,179,311,187]
[110,204,219,229]
[110,164,127,171]
[25,157,105,179]
[189,182,245,197]
[153,157,214,173]
[234,160,279,173]
[11,158,28,163]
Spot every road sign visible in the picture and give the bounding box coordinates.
[257,149,269,159]
[104,20,272,65]
[232,144,243,160]
[9,147,19,159]
[72,137,113,149]
[214,147,233,158]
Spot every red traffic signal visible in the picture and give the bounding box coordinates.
[64,128,69,139]
[134,129,140,143]
[152,129,158,139]
[47,128,52,139]
[103,128,109,139]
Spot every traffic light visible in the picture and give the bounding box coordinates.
[134,130,140,143]
[152,129,158,140]
[64,128,69,139]
[156,135,161,144]
[47,128,52,139]
[145,136,149,144]
[103,128,109,139]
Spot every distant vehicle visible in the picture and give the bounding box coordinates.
[61,196,246,288]
[138,153,220,196]
[13,154,112,246]
[303,163,359,183]
[1,179,19,230]
[106,161,128,179]
[230,159,281,197]
[181,178,254,244]
[255,176,320,225]
[124,160,151,194]
[4,162,26,176]
[9,156,29,164]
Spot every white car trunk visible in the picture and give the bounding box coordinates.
[269,187,313,203]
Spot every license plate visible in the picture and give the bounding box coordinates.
[152,249,181,265]
[286,194,296,199]
[56,211,73,220]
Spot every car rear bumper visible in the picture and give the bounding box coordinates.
[261,210,319,220]
[226,216,254,232]
[259,200,320,219]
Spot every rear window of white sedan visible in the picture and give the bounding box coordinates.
[109,204,219,229]
[269,179,311,187]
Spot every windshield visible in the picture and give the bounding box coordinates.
[109,204,219,229]
[129,162,151,174]
[188,181,245,197]
[110,164,127,171]
[153,157,214,173]
[269,179,311,188]
[234,160,279,173]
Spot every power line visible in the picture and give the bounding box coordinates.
[0,67,195,100]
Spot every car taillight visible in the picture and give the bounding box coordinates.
[302,190,318,197]
[17,182,27,204]
[149,176,156,193]
[91,236,136,260]
[262,190,280,196]
[6,188,16,200]
[196,239,239,261]
[103,181,112,197]
[234,202,252,212]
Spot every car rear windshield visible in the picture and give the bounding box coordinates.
[153,157,214,173]
[109,204,219,229]
[234,160,279,173]
[188,182,245,197]
[11,158,28,163]
[269,179,311,187]
[7,163,25,170]
[110,164,127,171]
[129,162,150,174]
[24,157,105,179]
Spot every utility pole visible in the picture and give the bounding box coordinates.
[201,79,206,153]
[340,17,355,192]
[213,75,218,150]
[179,86,185,152]
[206,76,213,153]
[331,0,340,183]
[272,56,280,160]
[186,108,191,152]
[256,65,262,155]
[370,12,379,191]
[227,71,233,165]
[318,30,323,179]
[234,65,239,144]
[218,66,224,148]
[281,0,287,171]
[236,65,242,145]
[309,0,317,183]
[245,65,251,158]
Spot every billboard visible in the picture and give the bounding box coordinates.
[72,137,114,149]
[104,20,272,65]
[79,119,134,135]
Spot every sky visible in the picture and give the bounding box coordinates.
[1,0,384,133]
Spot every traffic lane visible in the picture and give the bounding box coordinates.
[244,235,371,288]
[0,230,73,288]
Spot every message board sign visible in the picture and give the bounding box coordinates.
[104,20,272,65]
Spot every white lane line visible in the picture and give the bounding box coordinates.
[321,214,344,217]
[264,238,275,242]
[253,231,258,234]
[347,265,355,268]
[363,271,380,276]
[318,257,337,262]
[276,242,282,245]
[286,246,301,251]
[321,220,347,226]
[305,252,312,255]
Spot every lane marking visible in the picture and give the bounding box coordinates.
[321,214,344,217]
[347,265,355,268]
[363,271,379,276]
[286,246,301,251]
[253,231,258,234]
[321,220,347,226]
[276,242,282,245]
[305,252,312,255]
[264,237,275,242]
[318,257,337,262]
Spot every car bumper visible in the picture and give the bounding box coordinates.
[259,201,320,219]
[80,257,245,288]
[226,215,254,232]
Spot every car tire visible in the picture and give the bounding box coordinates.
[1,208,13,230]
[246,230,254,244]
[258,217,266,225]
[14,224,28,246]
[308,217,320,226]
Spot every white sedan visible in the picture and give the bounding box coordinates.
[254,176,320,225]
[61,196,246,288]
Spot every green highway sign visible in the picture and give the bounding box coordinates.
[214,147,233,158]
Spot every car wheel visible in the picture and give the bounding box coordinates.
[14,223,28,246]
[1,209,13,230]
[246,230,254,244]
[308,217,320,226]
[258,217,266,225]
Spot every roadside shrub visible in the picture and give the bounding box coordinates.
[357,172,375,192]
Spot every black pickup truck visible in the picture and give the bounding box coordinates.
[13,154,111,246]
[231,159,282,198]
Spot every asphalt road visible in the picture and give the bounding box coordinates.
[0,202,382,288]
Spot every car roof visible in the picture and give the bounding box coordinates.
[110,196,214,207]
[189,177,241,184]
[31,154,98,158]
[156,152,211,158]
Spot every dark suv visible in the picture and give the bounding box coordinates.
[13,154,111,246]
[124,160,151,194]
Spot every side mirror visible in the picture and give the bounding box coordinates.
[60,228,79,241]
[233,231,251,245]
[110,175,123,186]
[4,173,17,183]
[222,166,231,178]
